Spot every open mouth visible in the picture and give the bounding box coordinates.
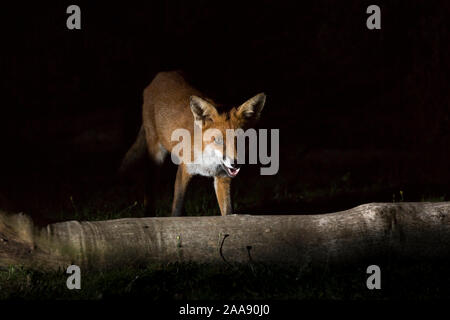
[222,163,241,178]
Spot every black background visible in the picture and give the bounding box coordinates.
[0,1,449,222]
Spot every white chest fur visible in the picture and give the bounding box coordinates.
[185,145,223,177]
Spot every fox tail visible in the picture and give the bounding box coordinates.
[118,125,147,175]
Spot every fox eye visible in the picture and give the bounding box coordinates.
[214,136,224,145]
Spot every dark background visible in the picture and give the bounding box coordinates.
[0,1,449,224]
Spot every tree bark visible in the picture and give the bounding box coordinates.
[1,202,450,270]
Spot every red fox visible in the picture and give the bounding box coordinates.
[120,71,266,216]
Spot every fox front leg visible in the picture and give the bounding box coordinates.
[171,164,192,216]
[214,176,233,216]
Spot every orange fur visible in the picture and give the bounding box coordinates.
[121,71,266,216]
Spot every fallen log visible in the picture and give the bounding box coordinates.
[1,202,450,270]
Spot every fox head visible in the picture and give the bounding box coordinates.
[189,93,266,178]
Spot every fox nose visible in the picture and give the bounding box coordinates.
[231,163,241,170]
[223,156,241,169]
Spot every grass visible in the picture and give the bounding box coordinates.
[1,146,449,300]
[44,167,449,223]
[1,258,450,300]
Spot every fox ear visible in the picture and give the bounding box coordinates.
[190,96,219,122]
[236,93,266,123]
